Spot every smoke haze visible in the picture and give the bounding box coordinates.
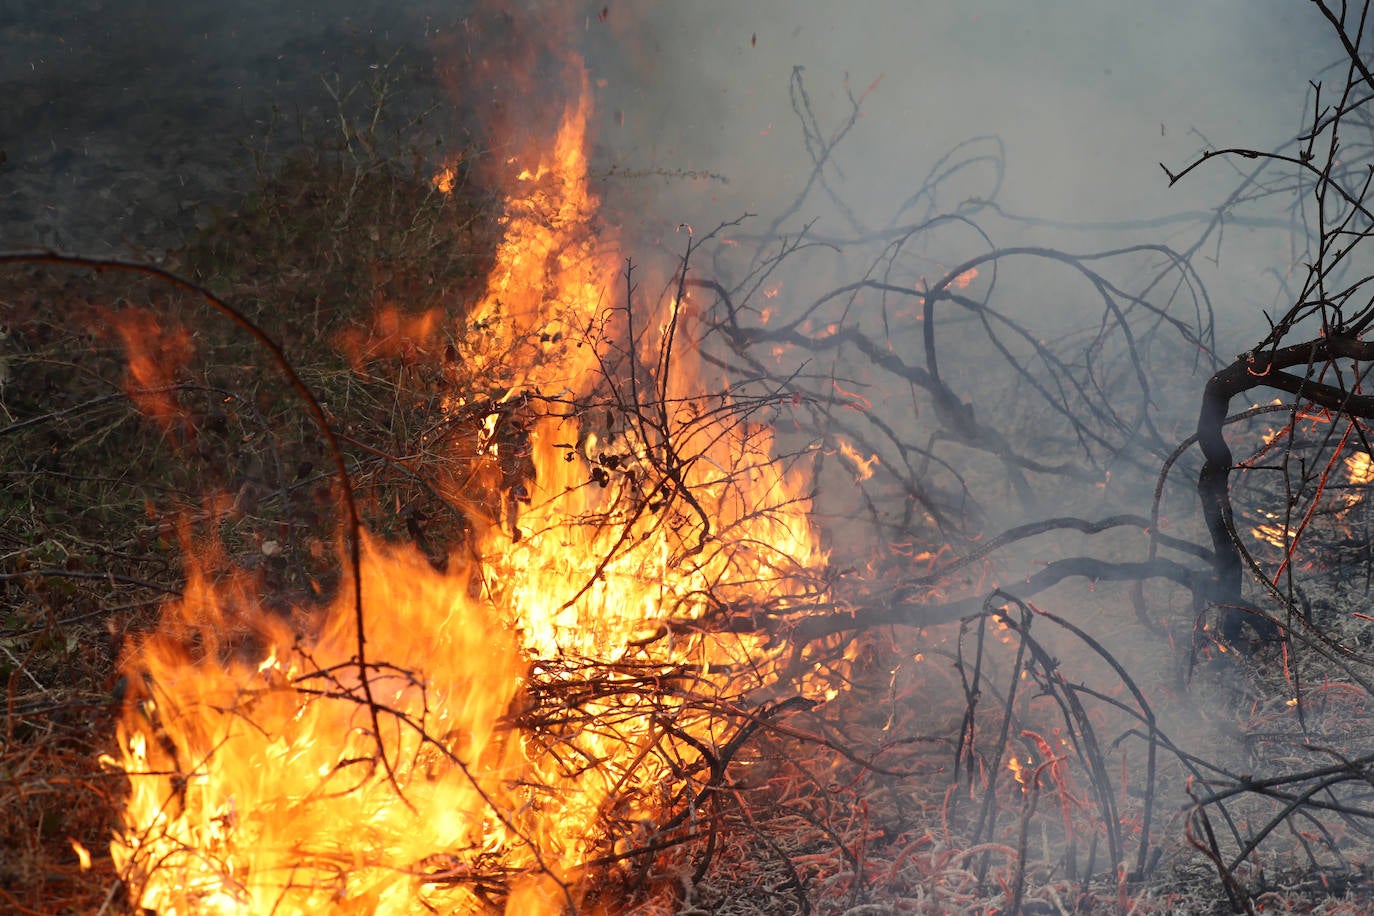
[1,1,1337,268]
[580,2,1337,343]
[592,1,1326,212]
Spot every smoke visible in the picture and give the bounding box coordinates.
[585,1,1330,227]
[580,1,1338,355]
[574,1,1348,725]
[571,1,1346,469]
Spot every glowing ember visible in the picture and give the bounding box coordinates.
[951,267,978,289]
[109,62,828,915]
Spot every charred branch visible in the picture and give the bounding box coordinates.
[1197,335,1374,643]
[786,555,1210,647]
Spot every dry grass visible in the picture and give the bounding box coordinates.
[6,52,1374,916]
[0,74,503,909]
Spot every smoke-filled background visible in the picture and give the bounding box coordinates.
[589,0,1325,225]
[579,1,1337,350]
[570,3,1344,540]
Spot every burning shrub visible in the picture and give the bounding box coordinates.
[10,2,1374,914]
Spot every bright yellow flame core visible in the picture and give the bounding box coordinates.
[112,78,828,914]
[1346,452,1374,487]
[113,540,527,914]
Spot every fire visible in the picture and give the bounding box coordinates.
[432,162,458,195]
[1346,451,1374,486]
[1007,755,1028,788]
[336,304,442,368]
[110,61,828,915]
[70,838,92,872]
[111,307,195,429]
[108,539,529,914]
[836,437,879,482]
[456,85,606,391]
[1252,517,1288,549]
[1340,450,1374,518]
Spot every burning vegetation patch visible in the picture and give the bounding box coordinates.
[98,78,841,914]
[9,2,1374,914]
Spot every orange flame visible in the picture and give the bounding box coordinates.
[110,62,828,916]
[1346,451,1374,486]
[70,838,92,872]
[1251,517,1288,549]
[1007,755,1027,787]
[336,304,443,369]
[109,537,529,913]
[432,162,458,195]
[111,308,195,429]
[1340,451,1374,517]
[837,437,879,483]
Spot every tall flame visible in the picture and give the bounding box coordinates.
[109,65,827,914]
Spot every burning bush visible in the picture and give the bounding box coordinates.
[9,2,1374,914]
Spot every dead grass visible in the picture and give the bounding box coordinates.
[6,56,1374,916]
[0,70,504,909]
